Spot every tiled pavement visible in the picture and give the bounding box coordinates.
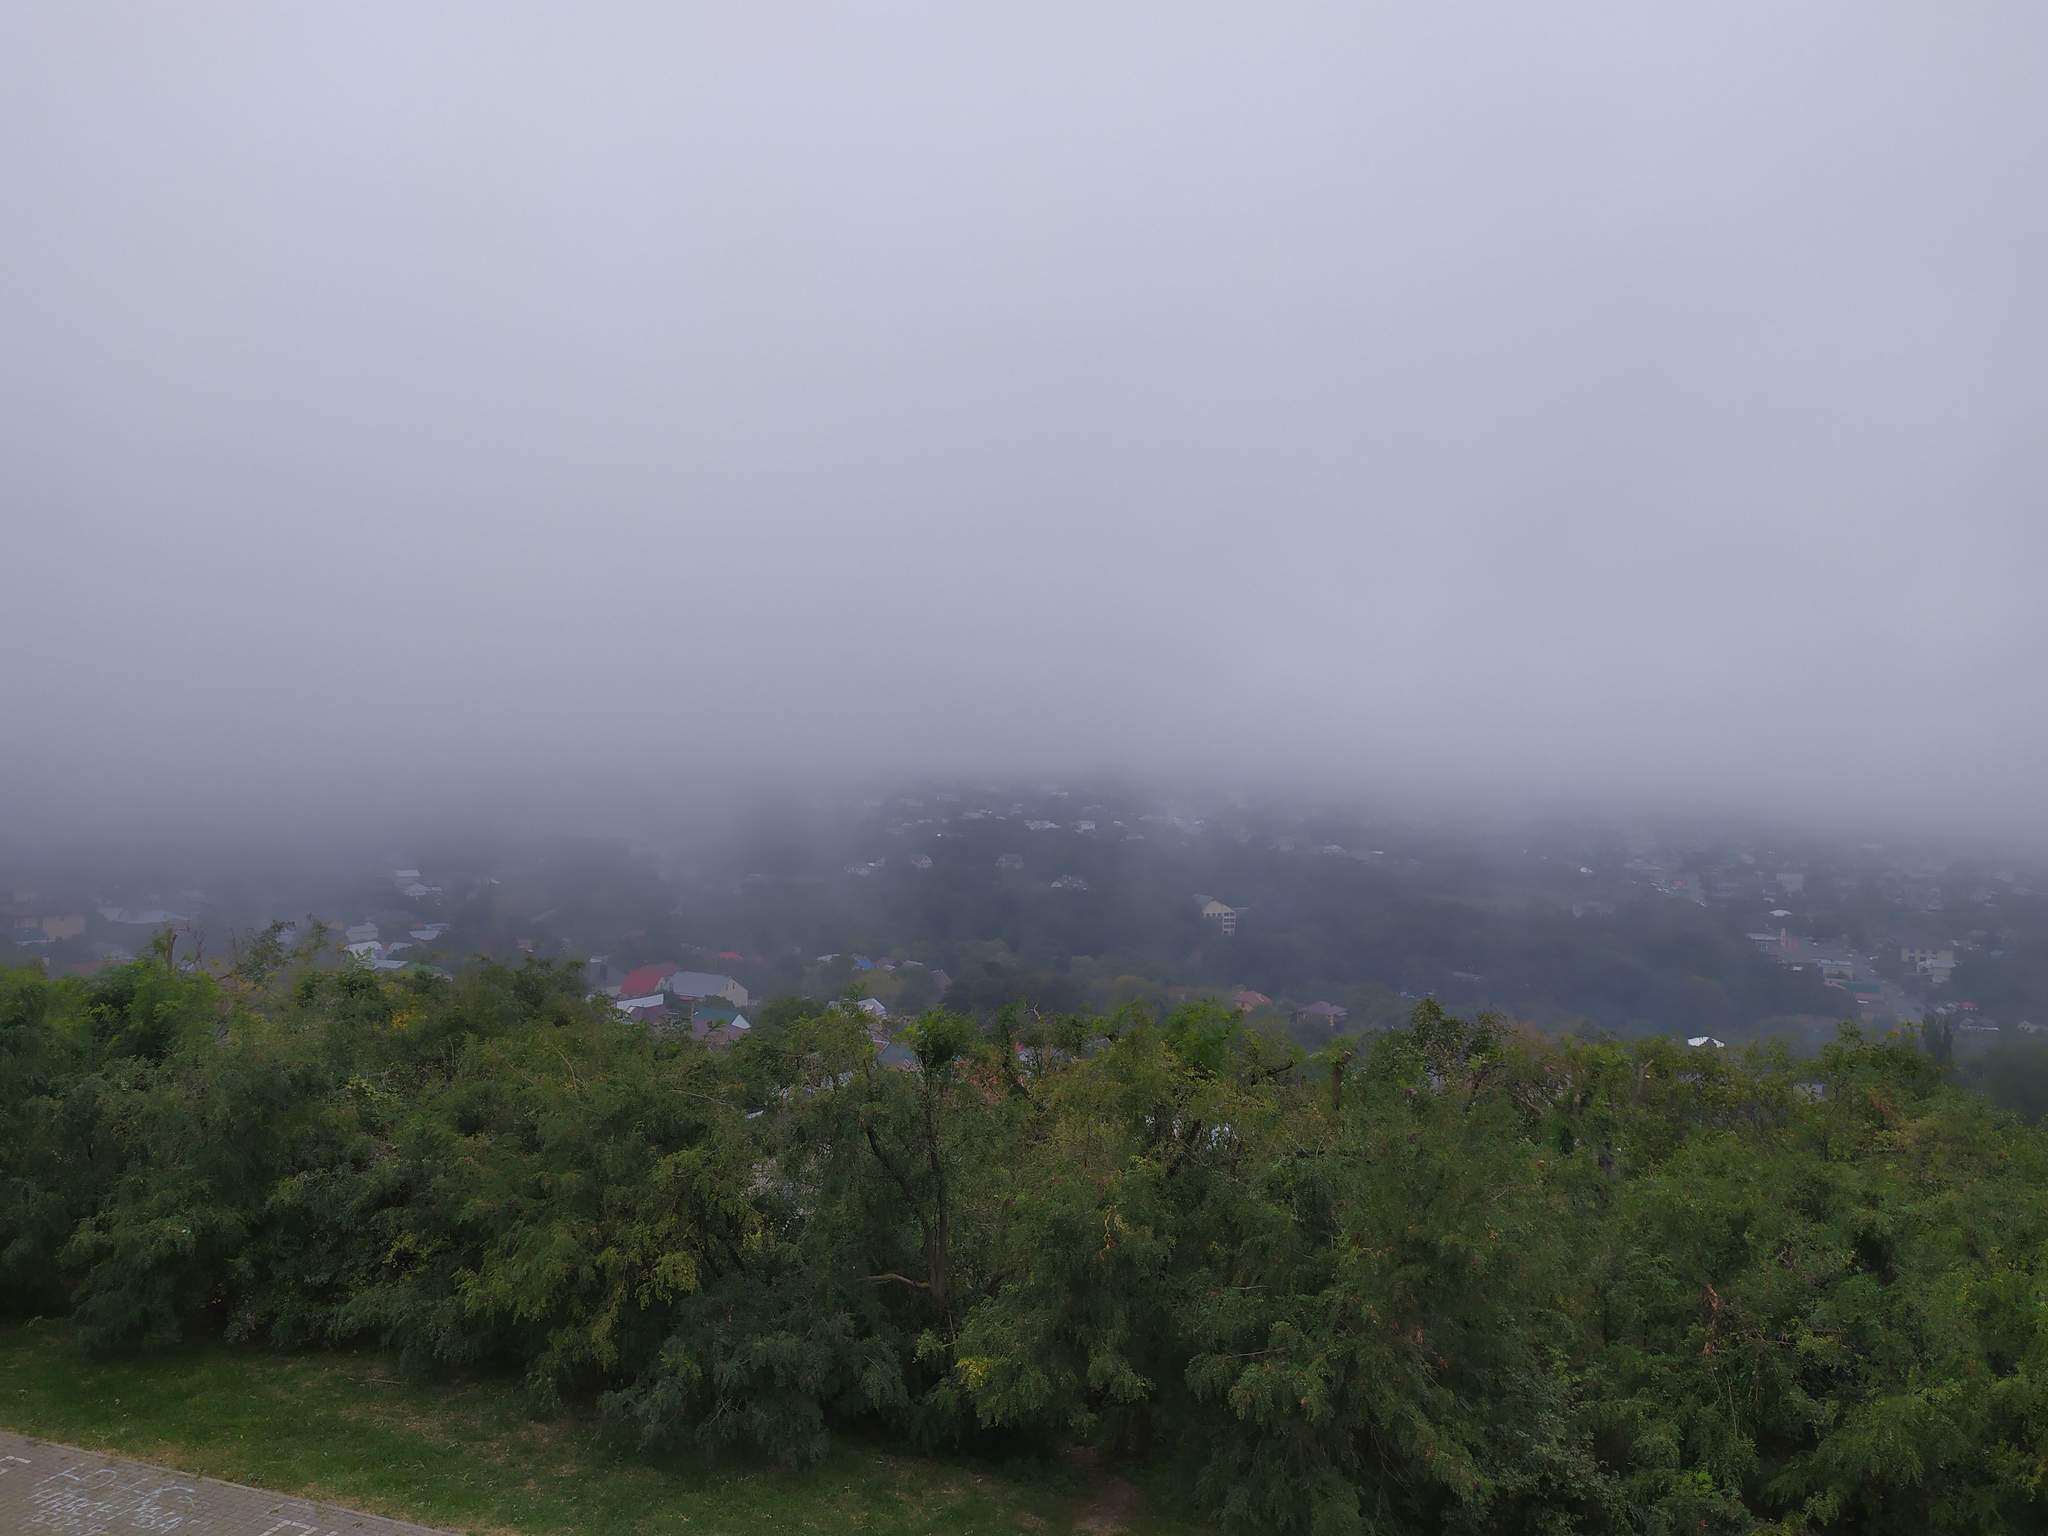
[0,1431,460,1536]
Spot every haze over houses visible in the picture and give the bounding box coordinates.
[9,783,2044,1047]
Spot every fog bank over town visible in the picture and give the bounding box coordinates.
[3,4,2047,843]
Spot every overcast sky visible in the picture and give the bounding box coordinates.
[3,3,2045,837]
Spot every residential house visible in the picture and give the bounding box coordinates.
[1231,989,1273,1012]
[620,963,680,997]
[0,906,85,940]
[690,1012,752,1049]
[1201,900,1240,936]
[1897,936,1956,970]
[668,971,749,1008]
[996,854,1025,870]
[864,1023,918,1070]
[98,906,188,927]
[1297,1001,1349,1029]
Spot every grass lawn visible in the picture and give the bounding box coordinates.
[0,1322,1197,1535]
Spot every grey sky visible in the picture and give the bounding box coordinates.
[3,4,2045,835]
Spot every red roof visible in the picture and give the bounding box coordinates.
[715,950,745,961]
[622,963,678,995]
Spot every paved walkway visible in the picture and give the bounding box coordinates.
[0,1431,459,1536]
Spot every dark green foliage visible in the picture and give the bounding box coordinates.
[7,952,2048,1532]
[1957,1035,2048,1124]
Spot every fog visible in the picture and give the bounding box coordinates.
[4,3,2046,842]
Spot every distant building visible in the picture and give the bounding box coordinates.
[1,907,84,940]
[1298,1001,1348,1028]
[1050,875,1090,890]
[667,971,749,1008]
[1231,988,1272,1012]
[98,906,189,926]
[1201,900,1239,936]
[1898,937,1955,969]
[345,924,379,945]
[996,854,1025,871]
[690,1014,752,1049]
[1776,872,1805,893]
[621,963,680,997]
[910,855,933,869]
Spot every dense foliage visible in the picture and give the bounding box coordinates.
[7,941,2048,1533]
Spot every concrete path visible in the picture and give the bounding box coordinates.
[0,1431,458,1536]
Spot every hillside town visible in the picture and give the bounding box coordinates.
[7,789,2043,1061]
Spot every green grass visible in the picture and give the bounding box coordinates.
[0,1323,1198,1535]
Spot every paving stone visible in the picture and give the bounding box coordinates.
[0,1430,460,1536]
